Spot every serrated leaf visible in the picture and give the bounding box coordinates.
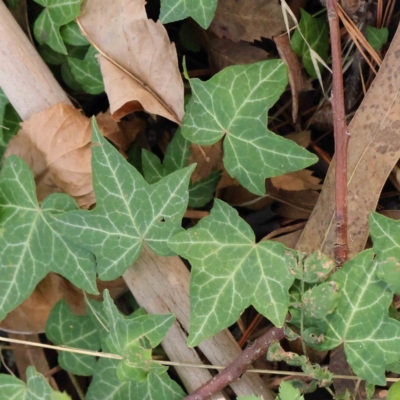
[0,89,21,148]
[0,366,70,400]
[370,212,400,293]
[311,250,400,385]
[86,358,186,400]
[33,0,83,54]
[169,199,295,346]
[102,290,174,382]
[182,60,317,195]
[366,25,388,52]
[291,9,329,79]
[188,170,221,208]
[278,381,304,400]
[60,21,89,46]
[45,300,100,376]
[0,156,97,320]
[51,119,195,280]
[68,46,104,94]
[160,0,217,29]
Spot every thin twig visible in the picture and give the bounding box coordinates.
[183,326,286,400]
[327,0,350,267]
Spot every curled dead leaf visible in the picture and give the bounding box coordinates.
[271,170,322,191]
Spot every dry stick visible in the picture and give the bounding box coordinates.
[183,326,286,400]
[327,0,350,267]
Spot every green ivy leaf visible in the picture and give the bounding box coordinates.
[278,381,304,400]
[86,358,186,400]
[292,251,335,283]
[0,156,97,320]
[68,46,104,94]
[33,0,83,54]
[52,119,195,280]
[60,21,89,46]
[311,250,400,385]
[160,0,217,29]
[45,300,100,376]
[0,89,21,149]
[142,129,220,208]
[291,9,329,79]
[370,212,400,293]
[366,26,388,52]
[169,199,295,346]
[182,60,317,195]
[102,290,174,382]
[0,366,72,399]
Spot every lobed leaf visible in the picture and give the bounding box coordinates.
[366,26,388,52]
[160,0,217,29]
[33,0,83,54]
[182,60,317,195]
[169,199,295,346]
[52,119,195,280]
[0,156,97,321]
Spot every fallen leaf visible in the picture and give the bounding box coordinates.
[77,0,184,123]
[284,130,312,148]
[274,33,304,121]
[209,38,270,72]
[209,0,288,43]
[271,170,322,191]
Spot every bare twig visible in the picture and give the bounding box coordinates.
[183,326,286,400]
[327,0,350,267]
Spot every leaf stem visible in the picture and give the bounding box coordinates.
[327,0,350,267]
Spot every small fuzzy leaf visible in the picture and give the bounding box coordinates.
[0,157,97,320]
[68,46,104,94]
[51,119,195,280]
[311,250,400,385]
[33,0,83,54]
[291,9,329,79]
[160,0,217,29]
[182,60,317,195]
[169,199,295,346]
[86,358,186,400]
[45,300,100,376]
[366,26,388,52]
[278,381,304,400]
[60,21,89,46]
[302,281,340,319]
[102,290,174,382]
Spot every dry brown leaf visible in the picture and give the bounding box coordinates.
[77,0,184,123]
[284,130,311,148]
[209,38,270,72]
[271,170,322,191]
[274,33,304,122]
[296,24,400,258]
[0,273,127,333]
[209,0,287,43]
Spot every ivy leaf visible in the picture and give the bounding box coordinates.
[291,251,335,283]
[160,0,217,29]
[169,199,295,346]
[33,0,83,54]
[86,358,186,400]
[0,156,97,320]
[52,119,195,280]
[291,9,329,79]
[45,300,100,376]
[366,26,388,52]
[68,46,104,94]
[0,89,21,149]
[102,290,174,382]
[370,212,400,293]
[278,381,304,400]
[0,366,72,399]
[388,381,400,400]
[311,250,400,384]
[142,129,220,208]
[182,60,317,195]
[60,21,89,46]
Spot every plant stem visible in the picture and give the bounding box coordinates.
[183,326,285,400]
[327,0,349,267]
